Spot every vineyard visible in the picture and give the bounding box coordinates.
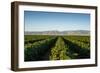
[24,35,90,61]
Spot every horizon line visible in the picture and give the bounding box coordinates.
[25,30,90,32]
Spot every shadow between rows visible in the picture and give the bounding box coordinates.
[62,37,90,59]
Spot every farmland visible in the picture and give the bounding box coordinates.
[24,35,90,61]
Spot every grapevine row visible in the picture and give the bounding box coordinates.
[64,37,90,50]
[63,37,90,59]
[24,37,57,61]
[50,37,70,60]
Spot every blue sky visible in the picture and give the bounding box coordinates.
[24,11,90,31]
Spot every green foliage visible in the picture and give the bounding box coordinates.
[50,37,70,60]
[24,37,57,61]
[25,35,54,44]
[24,35,90,61]
[63,36,90,59]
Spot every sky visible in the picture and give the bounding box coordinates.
[24,11,90,32]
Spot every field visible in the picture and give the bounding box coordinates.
[24,35,90,61]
